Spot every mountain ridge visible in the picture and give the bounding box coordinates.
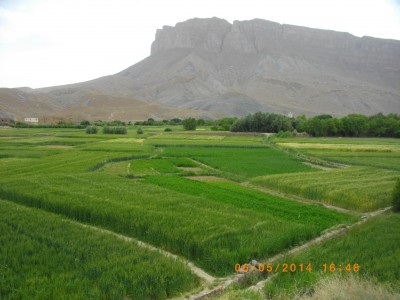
[1,17,399,121]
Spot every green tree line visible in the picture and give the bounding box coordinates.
[296,113,400,137]
[230,112,400,137]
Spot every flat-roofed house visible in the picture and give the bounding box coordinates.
[24,117,39,123]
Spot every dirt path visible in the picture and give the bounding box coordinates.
[65,219,216,285]
[185,206,392,299]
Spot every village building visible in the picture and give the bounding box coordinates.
[24,117,39,123]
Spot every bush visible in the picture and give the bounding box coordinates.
[86,126,98,134]
[393,179,400,212]
[137,127,144,134]
[275,130,295,138]
[103,126,127,134]
[182,118,197,131]
[164,128,172,132]
[80,120,91,126]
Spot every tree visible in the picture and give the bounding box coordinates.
[80,120,91,126]
[230,112,292,133]
[169,118,182,125]
[182,118,197,130]
[393,179,400,212]
[197,119,206,126]
[342,114,368,137]
[86,126,98,134]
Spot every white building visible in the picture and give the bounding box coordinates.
[24,117,39,123]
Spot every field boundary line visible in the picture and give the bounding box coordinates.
[241,182,356,215]
[65,219,216,284]
[185,206,392,299]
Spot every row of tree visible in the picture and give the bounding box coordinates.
[5,113,400,137]
[230,112,400,137]
[230,112,293,133]
[295,113,400,137]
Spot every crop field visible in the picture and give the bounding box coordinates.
[162,146,315,180]
[0,168,353,276]
[0,200,198,299]
[264,213,400,299]
[275,137,400,171]
[0,128,399,298]
[251,167,399,212]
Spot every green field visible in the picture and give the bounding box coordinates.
[0,200,198,300]
[251,167,399,212]
[162,146,315,180]
[264,213,400,299]
[0,128,399,298]
[275,137,400,171]
[0,167,352,276]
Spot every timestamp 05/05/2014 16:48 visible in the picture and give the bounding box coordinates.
[234,263,360,274]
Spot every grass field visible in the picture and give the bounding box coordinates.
[0,128,398,298]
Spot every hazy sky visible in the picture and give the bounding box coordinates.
[1,0,400,89]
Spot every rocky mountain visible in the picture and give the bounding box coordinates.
[2,18,400,121]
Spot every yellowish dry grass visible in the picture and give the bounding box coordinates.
[299,275,400,300]
[101,138,145,143]
[277,142,400,152]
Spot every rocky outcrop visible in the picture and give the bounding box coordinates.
[145,18,400,116]
[6,17,399,120]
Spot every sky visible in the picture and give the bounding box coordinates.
[1,0,400,89]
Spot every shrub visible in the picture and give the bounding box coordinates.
[80,120,91,126]
[393,179,400,212]
[137,127,144,134]
[183,118,197,131]
[164,128,172,132]
[86,126,98,134]
[103,126,127,134]
[275,130,295,138]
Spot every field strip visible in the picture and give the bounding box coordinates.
[189,158,219,172]
[271,142,349,169]
[188,158,239,180]
[246,206,393,292]
[241,182,356,215]
[184,206,392,299]
[65,219,216,284]
[302,161,335,170]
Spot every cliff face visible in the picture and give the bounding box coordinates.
[125,17,400,116]
[3,18,400,120]
[151,18,400,78]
